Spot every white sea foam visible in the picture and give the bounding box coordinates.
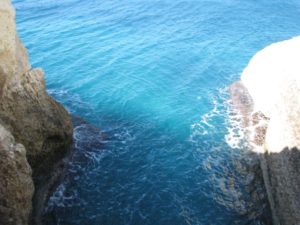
[190,87,250,151]
[46,184,68,210]
[224,108,246,149]
[190,93,224,141]
[225,102,268,153]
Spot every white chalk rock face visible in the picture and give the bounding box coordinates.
[265,78,300,153]
[241,36,300,118]
[241,36,300,225]
[241,36,300,152]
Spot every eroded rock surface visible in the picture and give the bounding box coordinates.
[0,0,73,176]
[0,0,73,224]
[233,36,300,225]
[0,124,34,225]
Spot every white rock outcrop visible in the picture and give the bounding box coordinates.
[240,36,300,225]
[241,36,300,119]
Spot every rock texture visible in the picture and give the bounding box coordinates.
[241,36,300,118]
[0,0,73,176]
[0,124,34,225]
[0,0,73,224]
[234,36,300,225]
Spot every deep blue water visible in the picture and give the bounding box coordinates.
[13,0,300,224]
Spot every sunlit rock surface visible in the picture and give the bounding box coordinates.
[0,0,73,224]
[239,36,300,225]
[0,0,72,175]
[241,36,300,118]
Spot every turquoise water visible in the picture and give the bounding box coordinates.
[14,0,300,224]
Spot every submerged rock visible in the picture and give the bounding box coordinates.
[0,0,73,224]
[232,36,300,225]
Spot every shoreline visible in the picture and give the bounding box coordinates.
[230,36,300,225]
[34,116,104,225]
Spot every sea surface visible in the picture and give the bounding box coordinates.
[13,0,300,224]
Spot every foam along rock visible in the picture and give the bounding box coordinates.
[241,36,300,152]
[241,36,300,225]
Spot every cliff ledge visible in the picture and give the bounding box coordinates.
[0,1,73,224]
[232,36,300,225]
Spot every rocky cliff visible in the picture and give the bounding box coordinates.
[0,124,34,225]
[232,36,300,225]
[0,0,73,224]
